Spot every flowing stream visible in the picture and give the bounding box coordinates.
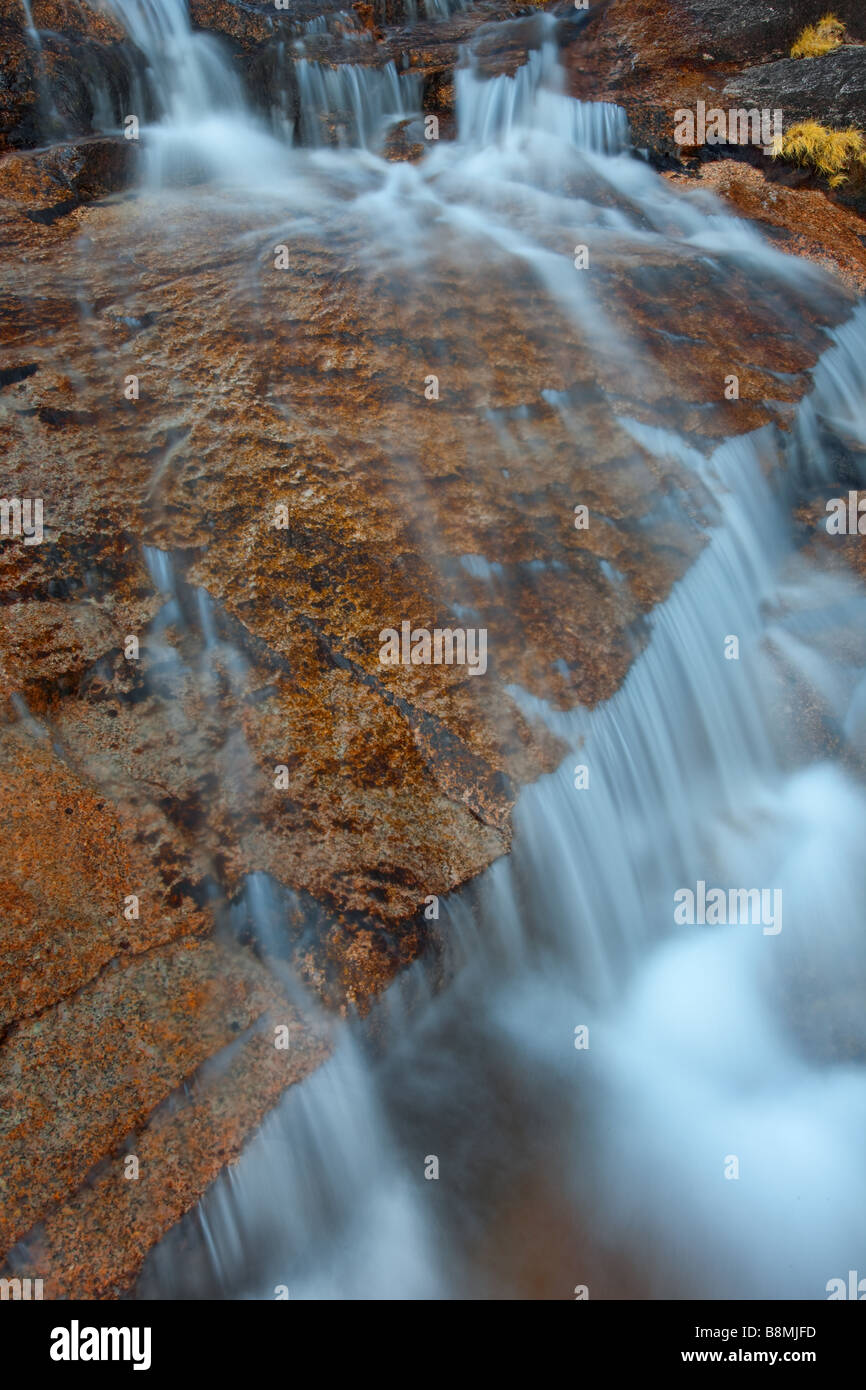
[66,0,866,1299]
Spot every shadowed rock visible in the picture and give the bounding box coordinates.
[725,45,866,133]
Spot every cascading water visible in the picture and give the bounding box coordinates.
[293,59,420,148]
[76,17,864,1300]
[91,0,426,172]
[93,0,278,181]
[456,32,628,152]
[7,0,859,1309]
[100,0,245,118]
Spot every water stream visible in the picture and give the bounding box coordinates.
[138,312,866,1298]
[37,0,866,1299]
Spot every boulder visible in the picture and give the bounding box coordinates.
[0,137,136,219]
[679,0,866,64]
[0,0,147,150]
[725,45,866,132]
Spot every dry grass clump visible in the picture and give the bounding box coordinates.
[791,15,847,59]
[778,120,866,186]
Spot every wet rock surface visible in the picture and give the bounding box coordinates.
[663,160,866,295]
[0,0,865,1299]
[0,136,136,218]
[0,0,145,152]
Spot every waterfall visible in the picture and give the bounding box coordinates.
[92,0,424,174]
[96,0,289,183]
[457,38,629,153]
[128,30,866,1300]
[100,0,246,120]
[293,60,421,149]
[140,307,866,1299]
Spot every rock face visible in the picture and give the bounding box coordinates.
[561,0,866,213]
[679,0,865,64]
[0,709,331,1296]
[0,0,146,152]
[0,0,865,1300]
[725,46,866,131]
[0,136,136,217]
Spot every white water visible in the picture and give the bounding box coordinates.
[456,37,628,152]
[94,0,427,172]
[95,0,283,181]
[139,306,866,1296]
[294,59,420,148]
[93,5,866,1300]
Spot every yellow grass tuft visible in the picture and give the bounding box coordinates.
[777,120,866,186]
[791,15,847,59]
